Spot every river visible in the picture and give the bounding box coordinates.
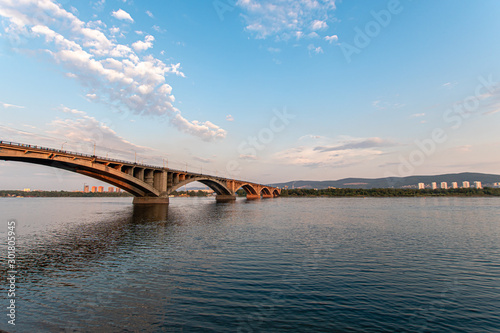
[0,197,499,332]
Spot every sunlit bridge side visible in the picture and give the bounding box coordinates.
[0,141,280,204]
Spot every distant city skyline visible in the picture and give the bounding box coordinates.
[1,0,500,190]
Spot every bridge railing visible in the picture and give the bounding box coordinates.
[0,140,280,188]
[0,140,162,170]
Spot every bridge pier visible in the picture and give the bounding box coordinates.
[133,197,170,205]
[262,194,273,199]
[246,194,261,200]
[216,194,237,203]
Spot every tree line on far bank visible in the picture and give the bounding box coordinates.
[0,190,216,198]
[279,187,500,197]
[0,190,132,198]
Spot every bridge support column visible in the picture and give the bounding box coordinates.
[246,194,261,200]
[133,197,169,205]
[216,194,236,203]
[262,194,273,199]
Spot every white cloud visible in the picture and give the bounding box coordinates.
[132,34,154,52]
[60,106,86,116]
[308,44,323,54]
[372,99,404,110]
[483,108,500,115]
[47,111,154,158]
[19,106,152,158]
[0,125,55,146]
[307,32,319,39]
[111,9,134,22]
[324,34,338,43]
[274,136,396,168]
[410,113,426,118]
[298,134,325,140]
[311,20,327,31]
[453,145,472,152]
[193,156,212,164]
[146,10,154,18]
[239,154,258,160]
[109,26,121,36]
[168,63,186,78]
[93,0,106,12]
[314,137,395,152]
[152,25,166,33]
[442,81,458,89]
[237,0,337,40]
[226,114,234,121]
[0,0,225,141]
[170,115,227,141]
[1,102,24,109]
[87,20,106,30]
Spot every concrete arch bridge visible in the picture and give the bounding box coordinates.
[0,141,280,204]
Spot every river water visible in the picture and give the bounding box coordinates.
[0,197,499,332]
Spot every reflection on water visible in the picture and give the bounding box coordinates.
[0,197,499,332]
[132,204,169,223]
[0,202,171,282]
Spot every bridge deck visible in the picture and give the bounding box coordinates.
[0,141,280,204]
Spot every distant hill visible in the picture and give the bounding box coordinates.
[270,172,500,189]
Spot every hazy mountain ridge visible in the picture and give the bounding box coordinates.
[271,172,500,189]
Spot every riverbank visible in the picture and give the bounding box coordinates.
[280,187,500,197]
[0,190,132,198]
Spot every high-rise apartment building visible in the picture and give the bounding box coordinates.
[108,187,114,192]
[431,182,437,190]
[98,186,104,192]
[418,183,425,189]
[440,182,448,189]
[462,181,470,188]
[451,182,458,189]
[474,181,482,189]
[91,186,97,193]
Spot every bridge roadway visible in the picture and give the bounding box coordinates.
[0,141,280,204]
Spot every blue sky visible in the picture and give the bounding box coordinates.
[1,0,500,190]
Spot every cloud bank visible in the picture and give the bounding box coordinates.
[237,0,336,40]
[0,0,226,141]
[274,136,396,168]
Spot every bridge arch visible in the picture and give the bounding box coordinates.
[272,189,280,197]
[235,183,259,196]
[260,187,272,196]
[168,177,232,196]
[2,155,159,197]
